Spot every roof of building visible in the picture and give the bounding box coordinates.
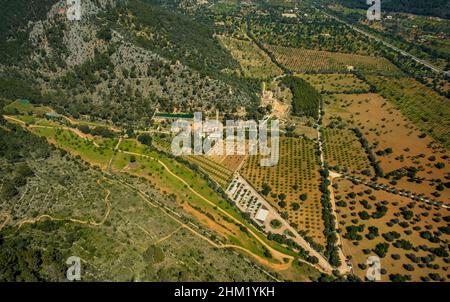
[255,208,269,222]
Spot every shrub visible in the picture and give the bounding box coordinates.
[138,134,152,146]
[373,243,389,258]
[270,219,282,229]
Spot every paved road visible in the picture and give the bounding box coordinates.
[312,5,446,75]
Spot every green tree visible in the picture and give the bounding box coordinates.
[138,134,152,146]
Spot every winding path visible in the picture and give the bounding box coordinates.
[117,177,283,279]
[119,150,295,265]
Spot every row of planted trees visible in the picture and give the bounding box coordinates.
[319,168,342,268]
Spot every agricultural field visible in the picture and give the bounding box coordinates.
[297,74,370,94]
[323,93,354,125]
[323,92,450,204]
[184,155,233,189]
[267,45,402,75]
[143,132,239,188]
[240,137,325,245]
[218,35,283,79]
[142,129,243,188]
[151,133,172,152]
[367,76,450,148]
[292,124,319,140]
[248,7,379,56]
[322,127,373,175]
[334,178,450,282]
[208,154,246,173]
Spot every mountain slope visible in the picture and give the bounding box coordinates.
[0,0,58,65]
[0,0,260,128]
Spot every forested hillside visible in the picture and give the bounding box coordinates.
[0,0,260,128]
[128,0,236,76]
[0,0,58,65]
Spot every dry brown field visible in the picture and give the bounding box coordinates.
[335,178,450,282]
[366,76,450,147]
[324,93,450,204]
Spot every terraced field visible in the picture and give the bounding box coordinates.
[3,99,52,116]
[151,133,172,152]
[32,127,117,169]
[144,134,235,188]
[220,155,246,172]
[208,154,246,173]
[185,155,233,189]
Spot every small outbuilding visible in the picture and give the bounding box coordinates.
[255,207,269,223]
